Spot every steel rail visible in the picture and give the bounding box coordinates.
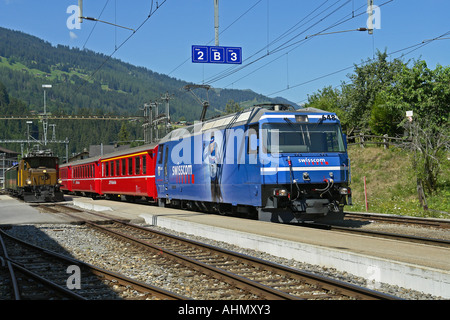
[330,225,450,248]
[0,228,188,300]
[0,231,21,300]
[344,212,450,229]
[86,220,298,300]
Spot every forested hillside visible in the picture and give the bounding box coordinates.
[0,27,293,156]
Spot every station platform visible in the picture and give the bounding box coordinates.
[1,194,449,298]
[0,194,70,224]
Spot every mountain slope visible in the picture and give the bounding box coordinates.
[0,27,295,121]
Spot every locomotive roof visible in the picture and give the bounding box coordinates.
[159,105,336,143]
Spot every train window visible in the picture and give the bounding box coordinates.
[262,123,345,153]
[105,162,109,176]
[142,155,147,174]
[164,145,169,177]
[110,161,114,176]
[158,145,164,164]
[116,160,120,176]
[248,124,259,154]
[128,158,133,175]
[135,157,140,175]
[122,159,126,175]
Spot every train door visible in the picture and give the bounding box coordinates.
[95,162,102,195]
[156,144,170,206]
[163,144,169,187]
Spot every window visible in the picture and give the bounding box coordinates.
[122,159,126,175]
[142,155,147,174]
[135,157,140,175]
[164,145,169,177]
[157,145,164,164]
[247,124,259,154]
[105,162,109,176]
[128,158,133,175]
[116,160,120,176]
[262,122,345,153]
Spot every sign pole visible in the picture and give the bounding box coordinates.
[214,0,219,46]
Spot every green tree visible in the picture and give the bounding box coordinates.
[224,99,243,114]
[382,60,450,194]
[383,60,450,127]
[344,50,405,131]
[304,85,349,131]
[118,123,130,145]
[368,93,402,136]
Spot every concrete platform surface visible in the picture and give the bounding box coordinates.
[0,195,71,224]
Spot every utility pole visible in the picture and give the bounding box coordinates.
[50,124,57,142]
[214,0,219,46]
[42,84,52,146]
[160,92,174,137]
[141,103,154,144]
[367,0,374,34]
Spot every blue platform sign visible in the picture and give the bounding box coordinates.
[192,45,242,64]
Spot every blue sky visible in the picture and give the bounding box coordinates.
[1,0,449,105]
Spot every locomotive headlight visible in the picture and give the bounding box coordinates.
[339,187,351,195]
[26,179,32,185]
[273,189,288,197]
[57,178,63,184]
[43,169,47,173]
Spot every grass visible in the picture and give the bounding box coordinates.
[0,56,96,86]
[347,145,450,219]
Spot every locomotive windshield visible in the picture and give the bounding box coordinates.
[25,157,58,169]
[262,122,345,153]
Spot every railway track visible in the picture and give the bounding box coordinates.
[0,228,188,300]
[42,204,400,300]
[301,221,450,248]
[344,212,450,229]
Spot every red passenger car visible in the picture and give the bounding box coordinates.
[99,144,158,201]
[59,144,158,202]
[60,156,101,198]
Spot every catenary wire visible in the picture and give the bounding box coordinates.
[266,30,450,100]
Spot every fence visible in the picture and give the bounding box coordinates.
[347,133,409,149]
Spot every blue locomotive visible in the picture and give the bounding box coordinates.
[155,104,351,222]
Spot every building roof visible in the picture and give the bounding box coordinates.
[0,146,20,155]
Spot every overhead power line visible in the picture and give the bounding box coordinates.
[203,0,361,85]
[267,30,450,99]
[76,0,168,93]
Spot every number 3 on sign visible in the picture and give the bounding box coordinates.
[226,47,242,64]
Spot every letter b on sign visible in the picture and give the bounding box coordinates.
[210,47,225,63]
